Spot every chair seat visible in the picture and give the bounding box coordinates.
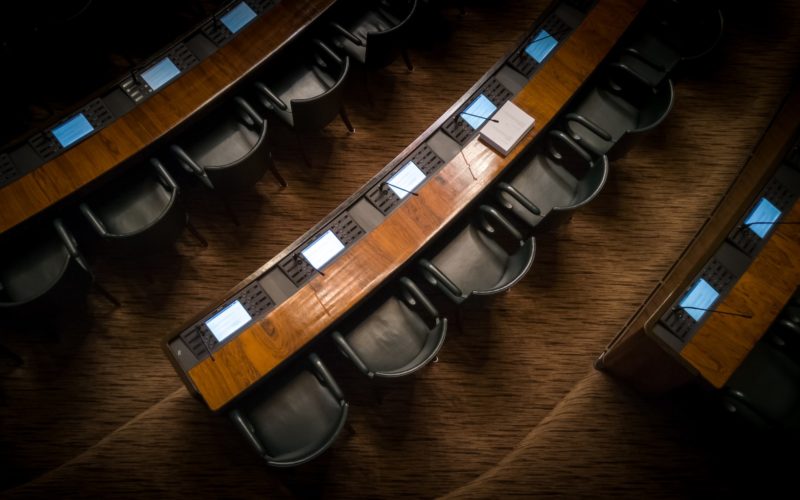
[247,370,345,463]
[345,298,434,375]
[183,115,261,170]
[0,238,70,302]
[503,154,578,227]
[91,177,172,236]
[569,88,639,154]
[432,225,511,298]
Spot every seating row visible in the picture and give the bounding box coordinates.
[223,0,726,466]
[0,0,423,319]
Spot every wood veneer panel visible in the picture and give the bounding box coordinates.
[188,0,648,411]
[0,0,336,234]
[681,200,800,388]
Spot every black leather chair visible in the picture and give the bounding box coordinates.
[495,130,609,229]
[0,219,117,317]
[80,158,205,254]
[418,205,535,305]
[722,341,800,438]
[254,39,354,134]
[564,63,674,158]
[332,277,446,378]
[170,96,286,194]
[628,0,723,77]
[329,0,419,71]
[229,352,349,467]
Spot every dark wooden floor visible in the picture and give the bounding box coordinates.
[2,1,800,498]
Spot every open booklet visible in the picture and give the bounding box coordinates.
[479,101,535,156]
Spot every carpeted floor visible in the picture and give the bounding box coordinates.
[2,1,800,498]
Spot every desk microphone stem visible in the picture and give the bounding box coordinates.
[679,306,753,319]
[382,182,419,197]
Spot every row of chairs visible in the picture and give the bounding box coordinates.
[0,0,425,320]
[223,0,727,467]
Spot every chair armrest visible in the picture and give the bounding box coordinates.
[564,113,612,142]
[624,46,667,72]
[399,276,439,320]
[331,332,372,377]
[150,158,179,192]
[548,130,593,164]
[478,205,523,242]
[170,145,214,189]
[229,410,268,457]
[313,39,344,68]
[496,182,541,216]
[79,204,109,237]
[309,352,345,401]
[254,81,288,111]
[607,62,653,94]
[234,96,265,129]
[329,21,363,46]
[419,259,463,298]
[54,218,92,273]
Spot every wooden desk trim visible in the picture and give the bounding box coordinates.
[681,200,800,388]
[598,84,800,393]
[186,0,647,412]
[0,0,336,235]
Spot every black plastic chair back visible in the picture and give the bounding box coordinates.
[292,57,351,132]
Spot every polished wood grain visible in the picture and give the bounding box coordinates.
[187,0,648,411]
[680,200,800,388]
[0,0,336,235]
[599,83,800,393]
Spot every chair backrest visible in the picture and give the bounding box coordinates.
[724,341,800,434]
[0,221,91,316]
[363,0,419,67]
[204,122,270,193]
[229,353,348,467]
[291,45,351,132]
[81,159,186,254]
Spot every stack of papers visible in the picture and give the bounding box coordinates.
[479,101,535,156]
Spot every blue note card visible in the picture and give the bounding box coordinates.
[461,94,497,129]
[525,29,558,63]
[679,278,720,322]
[52,113,94,148]
[141,57,181,91]
[221,2,257,34]
[744,197,781,238]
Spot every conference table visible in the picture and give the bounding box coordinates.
[599,84,800,392]
[0,0,337,235]
[162,0,650,411]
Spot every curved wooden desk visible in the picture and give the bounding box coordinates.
[599,84,800,392]
[0,0,336,235]
[167,0,647,412]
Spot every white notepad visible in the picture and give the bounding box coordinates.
[479,101,535,156]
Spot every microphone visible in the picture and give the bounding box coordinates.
[381,181,419,197]
[678,306,753,319]
[199,332,216,361]
[743,220,799,230]
[459,111,499,124]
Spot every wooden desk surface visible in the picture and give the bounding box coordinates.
[681,199,800,388]
[0,0,335,235]
[186,0,647,411]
